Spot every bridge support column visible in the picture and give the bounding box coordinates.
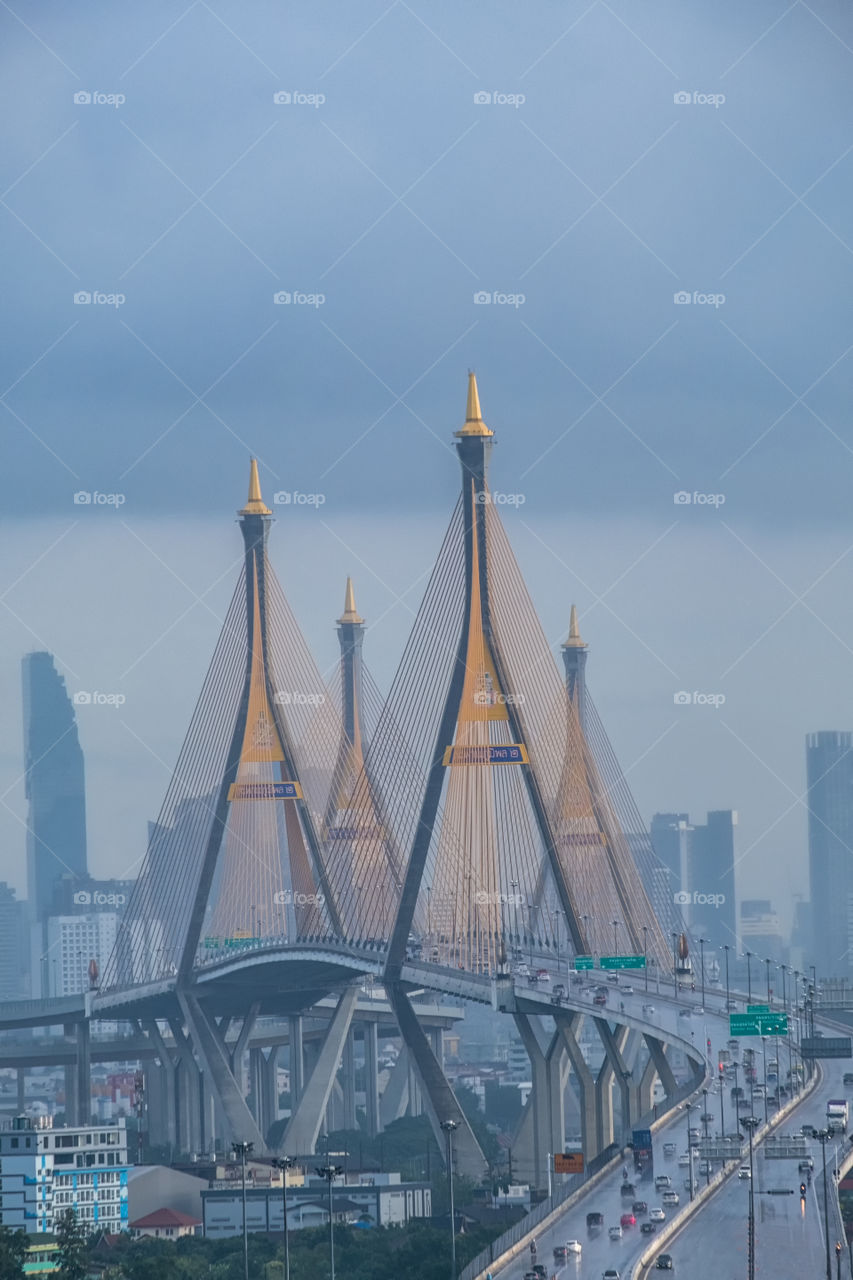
[175,994,264,1153]
[513,1014,567,1192]
[249,1047,277,1142]
[556,1013,598,1167]
[363,1022,381,1135]
[143,1020,177,1155]
[387,985,487,1183]
[644,1034,677,1100]
[168,1017,203,1155]
[635,1053,657,1118]
[16,1069,25,1113]
[379,1047,410,1128]
[341,1030,357,1130]
[288,1016,304,1106]
[284,985,359,1154]
[595,1021,631,1146]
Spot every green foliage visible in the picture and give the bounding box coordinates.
[56,1209,88,1280]
[0,1225,28,1280]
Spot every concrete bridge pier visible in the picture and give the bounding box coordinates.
[644,1033,678,1102]
[512,1013,568,1191]
[283,985,359,1153]
[62,1023,91,1125]
[379,1045,410,1128]
[387,985,487,1183]
[176,992,264,1153]
[142,1020,177,1154]
[595,1021,632,1146]
[340,1030,357,1130]
[288,1015,304,1106]
[16,1069,25,1114]
[168,1016,203,1155]
[249,1046,278,1142]
[362,1021,381,1135]
[557,1013,598,1166]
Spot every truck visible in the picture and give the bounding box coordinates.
[827,1100,848,1133]
[632,1128,654,1181]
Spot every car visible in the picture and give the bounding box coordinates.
[662,1191,680,1207]
[594,993,608,1006]
[678,1153,690,1167]
[699,1160,712,1175]
[688,1128,701,1144]
[608,1225,623,1240]
[644,1003,656,1015]
[536,969,550,983]
[602,1270,621,1280]
[738,1166,751,1179]
[566,1240,582,1255]
[620,1181,635,1197]
[632,1200,648,1215]
[650,1207,666,1222]
[532,1267,547,1279]
[587,1211,605,1231]
[701,1112,714,1124]
[843,1073,853,1085]
[802,1124,816,1138]
[641,1221,657,1234]
[622,985,634,994]
[656,1255,674,1271]
[654,1175,671,1190]
[553,983,566,998]
[620,1212,636,1228]
[553,1246,568,1261]
[799,1159,814,1173]
[678,1008,691,1018]
[663,1141,676,1156]
[523,1273,539,1280]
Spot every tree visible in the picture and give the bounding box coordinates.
[0,1225,28,1279]
[56,1209,87,1280]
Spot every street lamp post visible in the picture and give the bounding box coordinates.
[718,1066,726,1138]
[643,926,649,991]
[702,1088,710,1185]
[698,938,707,1009]
[760,1038,768,1125]
[612,919,620,956]
[723,944,731,1010]
[817,1129,833,1280]
[685,1102,695,1202]
[745,951,753,1002]
[231,1141,253,1280]
[440,1120,458,1280]
[270,1156,293,1280]
[671,933,679,999]
[765,957,771,1007]
[316,1164,343,1280]
[741,1116,759,1280]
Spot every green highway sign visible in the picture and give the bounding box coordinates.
[574,956,594,971]
[747,1005,769,1014]
[730,1013,788,1036]
[600,954,647,970]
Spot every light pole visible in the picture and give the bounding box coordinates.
[718,1065,726,1138]
[643,926,649,991]
[723,944,731,1010]
[684,1102,695,1201]
[765,957,771,1007]
[510,880,518,954]
[698,937,707,1008]
[612,919,620,956]
[741,1116,759,1280]
[440,1120,458,1280]
[671,932,679,999]
[271,1155,292,1280]
[744,951,753,1002]
[817,1129,833,1280]
[760,1037,768,1125]
[702,1088,710,1185]
[231,1141,253,1280]
[316,1164,343,1280]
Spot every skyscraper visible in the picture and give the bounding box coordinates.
[806,731,853,977]
[688,810,737,948]
[22,652,88,921]
[0,883,27,1000]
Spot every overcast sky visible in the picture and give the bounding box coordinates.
[2,0,852,934]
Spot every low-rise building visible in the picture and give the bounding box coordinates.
[0,1116,129,1233]
[130,1207,201,1239]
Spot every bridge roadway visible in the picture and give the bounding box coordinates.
[485,973,819,1280]
[644,1035,848,1280]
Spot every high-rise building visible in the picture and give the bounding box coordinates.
[22,653,87,921]
[0,883,27,1000]
[740,899,785,964]
[44,912,119,997]
[806,731,853,977]
[650,810,737,948]
[650,813,691,894]
[0,1116,129,1233]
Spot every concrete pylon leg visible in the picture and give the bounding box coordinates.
[229,1004,260,1078]
[387,985,487,1184]
[513,1014,566,1191]
[289,1016,304,1105]
[143,1020,176,1153]
[363,1022,381,1135]
[644,1034,677,1099]
[175,993,264,1152]
[407,1057,422,1117]
[284,986,359,1154]
[595,1021,631,1145]
[636,1053,657,1116]
[16,1070,25,1113]
[168,1017,202,1155]
[341,1030,357,1130]
[557,1013,597,1166]
[63,1024,78,1125]
[379,1047,410,1128]
[75,1022,91,1124]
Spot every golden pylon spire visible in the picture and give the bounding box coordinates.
[563,604,587,648]
[239,458,272,516]
[337,575,364,625]
[455,371,494,438]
